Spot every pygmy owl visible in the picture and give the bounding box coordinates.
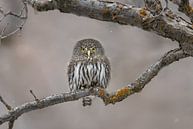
[67,39,111,106]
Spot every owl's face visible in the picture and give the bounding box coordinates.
[72,39,105,60]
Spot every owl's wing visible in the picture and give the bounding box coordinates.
[101,56,111,88]
[67,60,76,91]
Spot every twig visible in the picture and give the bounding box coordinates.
[30,90,39,102]
[8,120,15,129]
[0,96,12,110]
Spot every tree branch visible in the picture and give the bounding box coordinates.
[97,48,190,104]
[0,90,92,125]
[25,0,193,55]
[0,48,190,126]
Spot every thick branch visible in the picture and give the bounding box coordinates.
[169,0,193,22]
[0,48,189,125]
[26,0,193,54]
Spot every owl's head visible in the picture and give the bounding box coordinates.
[72,39,105,60]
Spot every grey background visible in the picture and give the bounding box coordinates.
[0,0,193,129]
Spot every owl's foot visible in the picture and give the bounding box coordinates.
[82,97,92,106]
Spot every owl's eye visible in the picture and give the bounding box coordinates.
[81,47,86,52]
[91,47,96,52]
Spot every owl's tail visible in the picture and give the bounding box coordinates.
[82,97,92,106]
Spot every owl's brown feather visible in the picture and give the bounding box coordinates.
[67,39,111,106]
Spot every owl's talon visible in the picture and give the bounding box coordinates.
[82,97,92,106]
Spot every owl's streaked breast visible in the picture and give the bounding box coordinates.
[69,61,109,91]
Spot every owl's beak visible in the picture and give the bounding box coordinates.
[87,50,91,58]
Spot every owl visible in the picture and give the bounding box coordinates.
[67,39,111,106]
